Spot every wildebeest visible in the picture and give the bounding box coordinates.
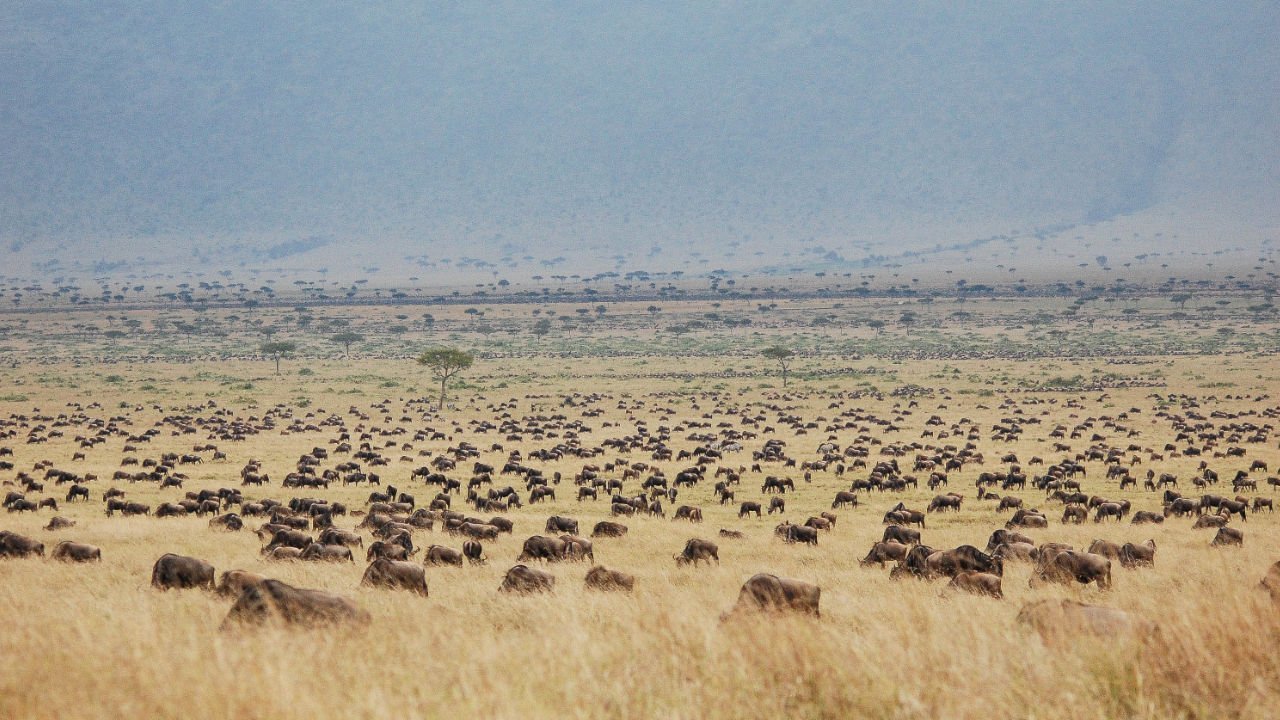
[560,535,594,563]
[361,558,429,596]
[43,516,76,531]
[591,521,628,538]
[1119,539,1156,567]
[1211,527,1243,547]
[860,541,909,567]
[1016,599,1153,643]
[517,535,568,562]
[723,574,820,617]
[366,540,411,562]
[948,571,1003,598]
[0,531,44,558]
[499,564,555,594]
[925,545,1003,578]
[985,529,1034,553]
[780,523,819,545]
[673,505,703,522]
[51,541,101,562]
[544,515,578,535]
[738,501,761,518]
[1030,551,1111,590]
[1130,511,1165,525]
[883,524,921,545]
[831,491,859,509]
[584,565,635,592]
[299,543,354,563]
[151,553,215,590]
[222,579,370,628]
[216,570,268,598]
[674,538,719,566]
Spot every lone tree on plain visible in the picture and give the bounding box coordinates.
[331,332,363,359]
[761,345,795,387]
[260,341,297,374]
[417,348,474,410]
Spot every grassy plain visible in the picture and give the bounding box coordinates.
[0,289,1279,719]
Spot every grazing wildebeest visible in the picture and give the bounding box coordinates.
[1211,527,1244,547]
[151,553,215,590]
[859,541,909,567]
[499,564,555,594]
[584,566,635,592]
[591,521,628,538]
[948,571,1003,598]
[1030,551,1111,590]
[517,535,568,562]
[216,570,268,598]
[883,525,921,545]
[723,574,820,618]
[674,538,719,566]
[463,540,486,565]
[44,516,76,531]
[768,497,786,514]
[361,559,429,596]
[831,491,859,509]
[222,579,369,628]
[1119,539,1156,568]
[299,543,354,563]
[544,515,578,535]
[925,545,1003,578]
[673,505,703,522]
[738,501,762,518]
[985,529,1034,553]
[51,541,101,562]
[1017,599,1153,644]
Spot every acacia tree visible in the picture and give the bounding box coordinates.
[331,332,363,359]
[417,348,474,410]
[260,341,297,374]
[761,345,795,387]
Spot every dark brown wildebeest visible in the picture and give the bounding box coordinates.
[611,502,635,517]
[1119,539,1156,568]
[463,540,486,565]
[425,544,465,567]
[992,542,1037,563]
[985,529,1033,553]
[1218,499,1248,522]
[43,516,76,531]
[674,538,719,566]
[317,528,362,548]
[499,564,555,594]
[1130,511,1165,524]
[1253,498,1274,513]
[1029,551,1111,590]
[264,529,313,553]
[1006,509,1047,529]
[883,525,921,545]
[1193,514,1228,529]
[1093,502,1124,523]
[925,545,1003,578]
[804,516,833,532]
[673,505,703,522]
[1086,539,1123,561]
[1017,599,1154,644]
[778,523,818,545]
[299,543,354,563]
[1211,527,1244,547]
[65,484,90,502]
[459,522,500,541]
[0,531,45,558]
[222,579,370,628]
[591,521,628,538]
[366,540,411,562]
[1062,504,1087,524]
[584,566,635,592]
[768,497,786,514]
[831,491,858,509]
[738,501,761,518]
[216,570,268,598]
[209,513,244,531]
[51,541,100,562]
[361,558,429,596]
[560,535,594,563]
[518,535,568,562]
[948,571,1003,598]
[544,515,578,535]
[927,494,962,513]
[724,574,820,618]
[860,541,909,567]
[151,553,215,590]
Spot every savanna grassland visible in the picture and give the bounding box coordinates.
[2,283,1280,720]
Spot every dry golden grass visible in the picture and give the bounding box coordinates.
[1,351,1279,719]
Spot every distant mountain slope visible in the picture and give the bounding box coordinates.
[1,2,1275,279]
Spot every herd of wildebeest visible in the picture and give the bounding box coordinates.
[4,385,1280,636]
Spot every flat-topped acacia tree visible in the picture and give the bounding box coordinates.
[761,345,795,387]
[417,348,474,410]
[260,341,297,375]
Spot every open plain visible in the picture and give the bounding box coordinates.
[1,284,1279,720]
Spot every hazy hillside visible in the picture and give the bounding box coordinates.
[1,2,1276,281]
